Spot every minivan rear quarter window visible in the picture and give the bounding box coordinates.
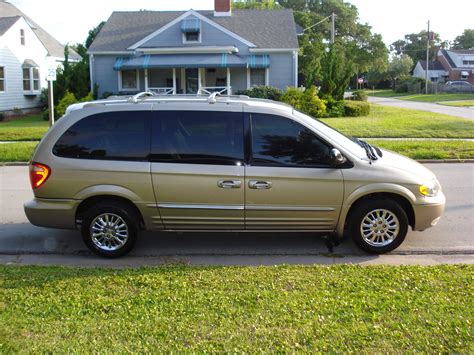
[151,111,244,165]
[251,113,333,167]
[53,111,151,161]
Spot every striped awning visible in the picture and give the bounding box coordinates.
[114,54,249,70]
[247,55,270,68]
[181,18,201,33]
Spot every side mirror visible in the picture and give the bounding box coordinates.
[330,148,346,165]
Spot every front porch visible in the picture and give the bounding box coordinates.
[144,67,232,95]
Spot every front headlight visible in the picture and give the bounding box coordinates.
[419,179,441,197]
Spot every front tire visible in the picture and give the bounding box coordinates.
[81,203,139,258]
[349,199,408,254]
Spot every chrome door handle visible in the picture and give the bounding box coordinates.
[248,180,273,189]
[217,180,242,189]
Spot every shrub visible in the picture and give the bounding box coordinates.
[236,86,283,101]
[351,90,368,101]
[80,92,94,103]
[42,109,50,121]
[101,91,115,99]
[300,86,326,118]
[12,107,22,116]
[280,87,303,110]
[0,113,5,122]
[343,100,371,117]
[324,98,345,117]
[55,91,77,119]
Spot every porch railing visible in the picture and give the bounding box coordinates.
[199,86,231,95]
[148,87,175,95]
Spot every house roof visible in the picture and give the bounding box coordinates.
[440,49,474,69]
[0,15,20,36]
[418,60,445,71]
[0,0,80,60]
[88,9,299,52]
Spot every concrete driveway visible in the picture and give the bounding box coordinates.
[0,164,473,266]
[368,96,474,120]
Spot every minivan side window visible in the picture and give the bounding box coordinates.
[151,111,244,165]
[251,113,333,167]
[53,111,151,161]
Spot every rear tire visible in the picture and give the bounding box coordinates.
[349,199,408,254]
[81,203,139,258]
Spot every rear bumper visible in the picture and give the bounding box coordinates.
[24,198,79,229]
[413,192,446,231]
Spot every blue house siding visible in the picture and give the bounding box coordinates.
[92,55,118,97]
[268,53,295,90]
[230,67,247,93]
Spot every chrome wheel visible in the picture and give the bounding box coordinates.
[90,213,129,251]
[360,209,399,247]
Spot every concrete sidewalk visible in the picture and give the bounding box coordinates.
[368,96,474,120]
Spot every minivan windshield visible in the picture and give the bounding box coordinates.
[293,110,367,159]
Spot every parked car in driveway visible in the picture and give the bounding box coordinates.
[444,81,473,93]
[24,93,446,257]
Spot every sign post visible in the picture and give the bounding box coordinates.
[46,67,56,127]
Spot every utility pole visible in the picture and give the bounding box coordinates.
[331,12,335,44]
[425,20,430,94]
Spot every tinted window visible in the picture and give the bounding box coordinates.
[151,111,244,165]
[53,111,151,161]
[251,114,332,167]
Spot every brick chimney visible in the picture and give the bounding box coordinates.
[214,0,231,17]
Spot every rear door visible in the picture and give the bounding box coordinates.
[150,106,245,229]
[244,112,344,231]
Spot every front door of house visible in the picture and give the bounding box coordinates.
[185,68,199,94]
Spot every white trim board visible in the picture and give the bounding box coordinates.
[137,46,238,55]
[128,10,257,50]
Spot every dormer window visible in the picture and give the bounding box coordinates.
[181,18,201,43]
[20,29,25,45]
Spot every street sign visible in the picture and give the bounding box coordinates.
[357,78,364,84]
[46,67,56,81]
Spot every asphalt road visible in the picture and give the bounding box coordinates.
[0,164,473,266]
[368,96,474,120]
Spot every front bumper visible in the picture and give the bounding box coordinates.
[24,198,79,230]
[413,191,446,231]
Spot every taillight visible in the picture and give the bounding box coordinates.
[29,162,51,189]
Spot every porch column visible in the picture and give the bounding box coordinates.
[198,68,202,95]
[227,67,231,95]
[144,69,149,92]
[172,68,177,94]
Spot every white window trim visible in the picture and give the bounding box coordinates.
[182,30,202,44]
[247,68,269,89]
[22,67,41,94]
[118,69,140,92]
[0,66,5,93]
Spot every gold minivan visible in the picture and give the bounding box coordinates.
[25,94,445,257]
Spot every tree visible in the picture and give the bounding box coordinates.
[390,31,447,64]
[387,54,413,87]
[452,29,474,50]
[85,21,105,49]
[319,43,355,101]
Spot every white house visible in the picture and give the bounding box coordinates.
[0,0,79,114]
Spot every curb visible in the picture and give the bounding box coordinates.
[2,159,474,167]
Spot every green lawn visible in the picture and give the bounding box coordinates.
[438,100,474,107]
[0,114,49,141]
[368,139,474,160]
[1,265,472,352]
[0,142,37,162]
[366,90,412,98]
[322,104,474,138]
[398,93,474,103]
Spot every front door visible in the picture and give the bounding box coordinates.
[150,108,245,229]
[185,68,199,94]
[245,113,344,231]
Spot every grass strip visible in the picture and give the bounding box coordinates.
[438,100,474,107]
[398,93,474,103]
[322,104,474,138]
[0,114,49,141]
[366,90,412,98]
[367,139,474,160]
[0,264,472,352]
[0,142,37,162]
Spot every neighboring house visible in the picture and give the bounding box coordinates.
[0,0,79,114]
[88,0,299,97]
[413,49,474,84]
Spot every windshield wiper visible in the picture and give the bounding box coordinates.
[354,138,381,161]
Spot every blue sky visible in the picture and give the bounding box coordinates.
[8,0,473,47]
